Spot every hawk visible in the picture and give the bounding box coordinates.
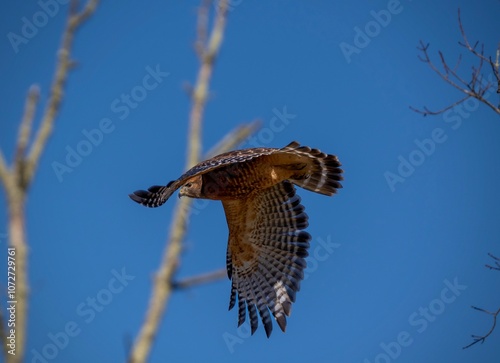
[129,141,343,337]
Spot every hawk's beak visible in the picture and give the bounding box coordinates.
[178,187,185,198]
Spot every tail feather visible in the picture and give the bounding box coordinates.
[281,141,343,196]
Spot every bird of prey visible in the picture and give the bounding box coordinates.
[129,141,343,337]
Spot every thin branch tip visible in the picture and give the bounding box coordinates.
[412,9,500,116]
[463,254,500,349]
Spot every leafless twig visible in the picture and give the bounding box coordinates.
[463,306,500,349]
[205,120,262,158]
[25,0,100,184]
[14,86,39,188]
[485,253,500,271]
[463,253,500,349]
[411,8,500,116]
[172,268,227,290]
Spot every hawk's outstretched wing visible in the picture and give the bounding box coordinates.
[129,146,281,207]
[222,180,310,337]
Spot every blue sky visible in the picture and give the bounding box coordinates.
[1,1,500,362]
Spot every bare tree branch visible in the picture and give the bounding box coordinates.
[457,9,493,67]
[25,0,100,186]
[463,253,500,349]
[194,0,210,59]
[127,2,234,362]
[0,150,10,188]
[411,8,500,116]
[463,306,500,349]
[14,85,39,188]
[186,0,229,170]
[495,44,500,93]
[485,253,500,271]
[172,268,227,290]
[205,119,262,158]
[0,2,99,362]
[409,94,471,116]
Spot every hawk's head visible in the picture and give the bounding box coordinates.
[178,175,203,199]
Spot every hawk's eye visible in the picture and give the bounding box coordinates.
[185,182,192,188]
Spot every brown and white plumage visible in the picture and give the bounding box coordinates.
[129,141,343,337]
